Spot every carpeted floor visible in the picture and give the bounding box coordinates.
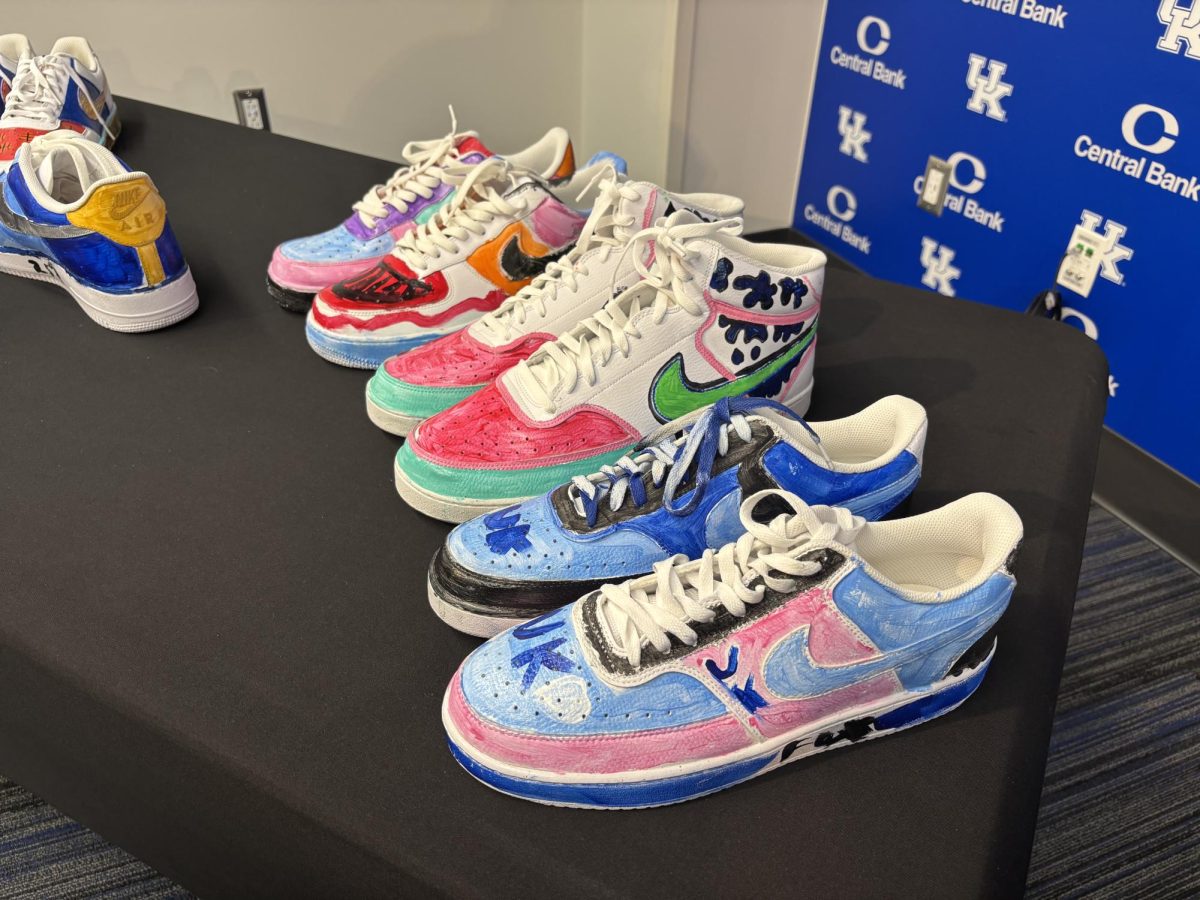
[0,504,1196,899]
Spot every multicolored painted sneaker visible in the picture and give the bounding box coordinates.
[0,35,34,114]
[443,489,1023,808]
[395,213,826,522]
[305,155,615,369]
[428,394,927,636]
[364,178,745,436]
[0,37,119,164]
[0,131,197,331]
[267,112,586,312]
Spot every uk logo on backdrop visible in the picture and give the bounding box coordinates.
[1157,0,1200,59]
[919,238,961,296]
[837,106,872,161]
[1078,210,1133,286]
[965,54,1013,121]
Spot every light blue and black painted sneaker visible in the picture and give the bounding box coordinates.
[0,130,196,331]
[428,394,927,636]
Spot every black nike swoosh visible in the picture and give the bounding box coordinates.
[500,235,572,282]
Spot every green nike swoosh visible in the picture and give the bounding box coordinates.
[649,326,816,422]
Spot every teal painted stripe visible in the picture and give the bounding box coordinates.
[367,368,481,420]
[395,442,635,502]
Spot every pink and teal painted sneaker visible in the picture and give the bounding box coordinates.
[393,212,826,523]
[364,179,745,436]
[266,113,580,312]
[443,489,1023,808]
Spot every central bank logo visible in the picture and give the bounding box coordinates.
[1121,103,1179,153]
[829,15,907,89]
[965,54,1013,121]
[857,15,890,54]
[946,151,987,193]
[801,185,871,253]
[919,238,961,296]
[837,106,871,162]
[826,185,857,221]
[1079,210,1132,286]
[1157,0,1200,59]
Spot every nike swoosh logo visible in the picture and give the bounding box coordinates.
[649,325,815,422]
[763,609,994,699]
[500,233,571,281]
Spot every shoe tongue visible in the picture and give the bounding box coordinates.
[36,144,91,201]
[455,134,493,160]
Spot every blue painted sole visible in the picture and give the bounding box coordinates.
[447,650,993,809]
[304,319,439,370]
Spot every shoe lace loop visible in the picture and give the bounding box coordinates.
[569,396,829,526]
[5,54,116,143]
[389,155,525,270]
[595,491,864,667]
[510,214,741,414]
[474,173,637,344]
[351,105,474,227]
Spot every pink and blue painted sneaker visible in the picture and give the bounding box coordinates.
[428,394,927,637]
[394,212,826,522]
[0,37,119,164]
[443,489,1023,808]
[364,178,745,436]
[304,154,622,369]
[267,113,586,312]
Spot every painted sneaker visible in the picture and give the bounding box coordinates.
[0,37,119,164]
[428,394,927,637]
[0,35,34,114]
[0,131,197,331]
[364,177,745,436]
[305,155,615,369]
[395,213,826,522]
[443,488,1023,808]
[267,111,588,312]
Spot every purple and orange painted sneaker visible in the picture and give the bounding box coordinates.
[304,154,623,368]
[364,178,745,436]
[394,212,826,522]
[443,489,1023,808]
[267,110,584,312]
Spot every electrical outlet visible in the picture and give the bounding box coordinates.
[1056,225,1105,298]
[917,156,951,215]
[233,88,270,132]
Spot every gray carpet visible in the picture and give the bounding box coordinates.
[0,504,1196,898]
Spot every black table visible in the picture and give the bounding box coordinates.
[0,100,1107,899]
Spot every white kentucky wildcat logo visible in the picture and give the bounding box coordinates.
[533,674,591,724]
[1158,0,1200,59]
[837,106,871,162]
[1079,210,1133,286]
[965,54,1013,121]
[919,238,961,297]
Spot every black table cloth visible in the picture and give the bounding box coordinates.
[0,100,1107,899]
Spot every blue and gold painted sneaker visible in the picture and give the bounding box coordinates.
[0,131,196,331]
[428,394,927,636]
[443,489,1022,808]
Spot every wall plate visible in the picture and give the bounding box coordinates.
[1056,224,1105,298]
[917,156,950,215]
[233,89,270,132]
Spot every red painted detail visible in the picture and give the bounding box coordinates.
[311,291,507,332]
[385,329,553,388]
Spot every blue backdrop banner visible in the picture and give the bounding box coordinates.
[794,0,1199,482]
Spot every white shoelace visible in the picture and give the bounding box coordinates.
[389,155,526,270]
[569,414,753,519]
[510,215,742,415]
[473,175,639,344]
[4,54,115,143]
[351,107,475,228]
[595,491,865,667]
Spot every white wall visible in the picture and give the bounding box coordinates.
[674,0,827,230]
[14,1,589,163]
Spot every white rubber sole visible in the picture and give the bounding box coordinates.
[393,455,530,524]
[427,575,528,638]
[366,389,422,437]
[444,644,994,809]
[0,250,198,333]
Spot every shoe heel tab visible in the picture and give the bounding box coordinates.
[67,174,165,246]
